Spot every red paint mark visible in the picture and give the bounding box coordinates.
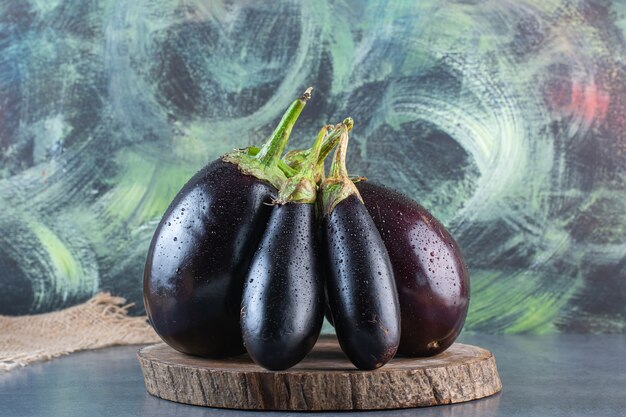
[581,82,609,123]
[545,77,610,125]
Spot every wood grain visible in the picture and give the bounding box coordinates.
[137,335,501,410]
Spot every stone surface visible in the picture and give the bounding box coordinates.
[2,334,626,416]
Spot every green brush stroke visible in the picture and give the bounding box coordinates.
[0,0,624,335]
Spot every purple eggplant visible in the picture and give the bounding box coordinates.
[320,126,400,370]
[143,89,312,357]
[143,160,274,356]
[240,126,332,370]
[356,181,470,356]
[240,202,322,369]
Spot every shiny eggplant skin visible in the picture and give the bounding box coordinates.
[241,202,324,370]
[323,194,400,370]
[356,181,470,356]
[143,159,275,357]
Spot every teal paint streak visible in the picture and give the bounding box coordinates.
[0,0,624,334]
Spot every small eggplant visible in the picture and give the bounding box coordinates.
[240,126,332,370]
[356,181,470,356]
[143,89,312,357]
[320,126,400,370]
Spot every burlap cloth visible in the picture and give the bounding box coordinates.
[0,293,160,372]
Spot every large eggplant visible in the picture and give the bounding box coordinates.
[320,127,400,370]
[143,160,275,356]
[356,181,470,356]
[240,126,331,370]
[144,89,312,357]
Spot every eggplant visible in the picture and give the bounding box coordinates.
[143,160,275,356]
[356,181,470,356]
[144,89,312,357]
[320,126,400,370]
[241,126,332,370]
[240,202,322,369]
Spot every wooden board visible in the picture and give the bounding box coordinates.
[137,335,501,411]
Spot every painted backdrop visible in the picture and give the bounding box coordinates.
[1,0,625,333]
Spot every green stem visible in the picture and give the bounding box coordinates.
[328,127,349,179]
[277,126,329,204]
[319,117,353,166]
[282,117,353,172]
[222,88,312,190]
[255,87,312,167]
[320,120,362,214]
[302,125,328,178]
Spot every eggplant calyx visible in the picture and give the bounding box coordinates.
[274,176,318,205]
[320,121,363,215]
[245,147,297,177]
[275,125,329,204]
[320,177,360,214]
[223,87,312,189]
